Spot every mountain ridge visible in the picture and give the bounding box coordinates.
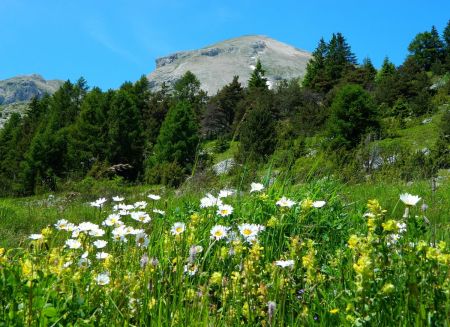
[147,35,312,94]
[0,74,64,128]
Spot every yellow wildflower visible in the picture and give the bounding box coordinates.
[242,302,250,318]
[348,235,359,249]
[148,298,157,310]
[329,308,339,314]
[266,216,278,227]
[210,272,223,286]
[301,199,313,210]
[21,259,34,279]
[382,220,398,232]
[381,283,395,294]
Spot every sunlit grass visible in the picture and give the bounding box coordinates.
[0,178,448,325]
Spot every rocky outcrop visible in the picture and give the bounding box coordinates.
[0,74,63,129]
[0,74,63,105]
[147,35,311,94]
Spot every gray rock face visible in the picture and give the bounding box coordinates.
[212,158,235,175]
[0,74,63,129]
[0,74,63,105]
[147,35,312,94]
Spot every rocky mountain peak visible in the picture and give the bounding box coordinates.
[147,35,311,94]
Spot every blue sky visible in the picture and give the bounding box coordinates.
[1,0,449,90]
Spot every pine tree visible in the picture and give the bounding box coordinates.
[107,88,144,179]
[376,57,396,82]
[443,20,450,67]
[173,71,207,121]
[342,57,377,90]
[237,91,276,162]
[302,38,328,92]
[201,76,244,138]
[408,26,445,71]
[326,84,379,150]
[68,87,109,173]
[142,82,171,151]
[149,100,199,171]
[248,59,268,90]
[325,33,357,88]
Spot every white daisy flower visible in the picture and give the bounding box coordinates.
[102,214,122,227]
[71,228,80,238]
[238,223,265,240]
[397,222,407,234]
[63,261,73,268]
[130,211,151,223]
[135,233,149,248]
[153,209,165,215]
[184,264,198,276]
[171,222,186,236]
[218,189,234,198]
[96,252,109,260]
[200,193,223,208]
[210,225,230,240]
[276,196,296,208]
[118,209,130,216]
[400,193,421,206]
[112,226,128,241]
[29,233,44,240]
[275,260,295,268]
[90,197,107,208]
[78,257,91,268]
[89,228,105,237]
[250,182,264,193]
[386,234,401,247]
[112,196,124,202]
[54,219,70,231]
[95,272,110,285]
[78,222,100,232]
[312,200,326,208]
[148,194,161,200]
[93,240,107,249]
[65,239,82,249]
[217,204,233,217]
[129,228,144,235]
[134,201,147,209]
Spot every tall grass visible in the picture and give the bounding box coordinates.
[0,177,448,325]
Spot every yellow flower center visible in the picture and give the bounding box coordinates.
[243,229,252,236]
[215,230,223,237]
[176,227,183,233]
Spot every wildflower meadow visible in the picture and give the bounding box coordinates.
[0,179,448,326]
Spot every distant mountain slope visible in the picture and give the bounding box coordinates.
[0,74,63,128]
[147,35,311,94]
[0,74,63,105]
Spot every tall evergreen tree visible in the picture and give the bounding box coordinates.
[342,57,377,90]
[248,59,268,90]
[107,88,144,179]
[302,38,329,92]
[142,83,171,151]
[326,84,379,150]
[443,20,450,67]
[148,100,199,171]
[325,33,357,88]
[376,57,396,82]
[201,76,244,138]
[173,71,207,122]
[237,91,276,162]
[408,26,445,71]
[68,87,109,173]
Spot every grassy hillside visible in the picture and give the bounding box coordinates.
[0,177,448,325]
